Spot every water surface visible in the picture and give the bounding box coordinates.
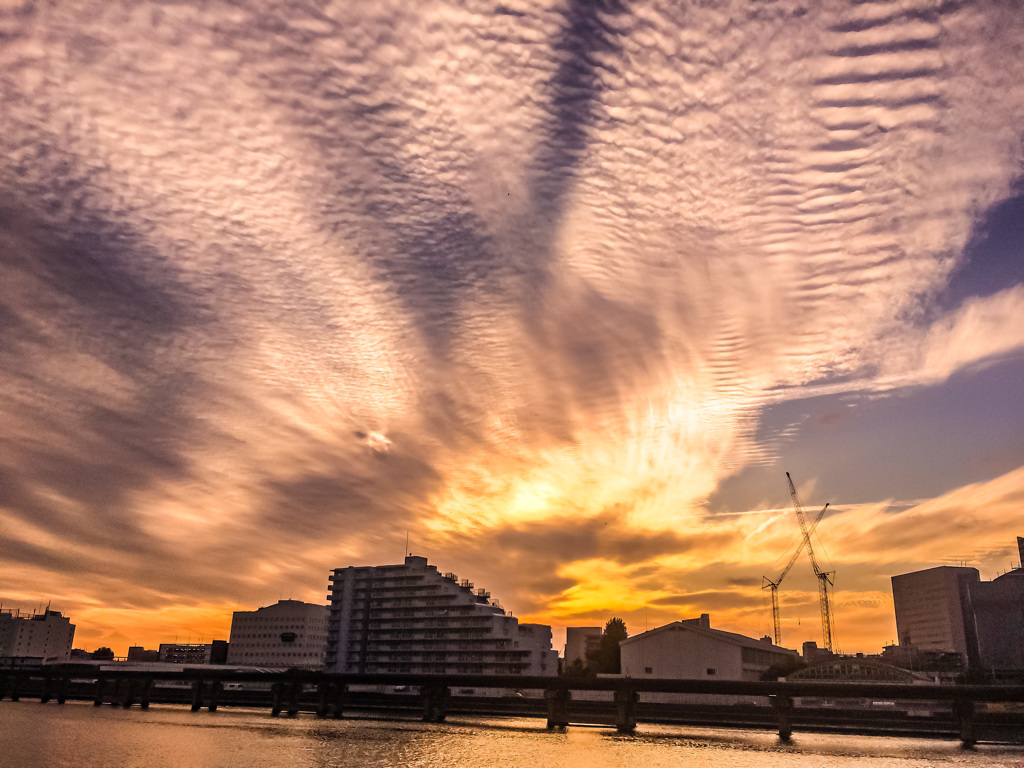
[2,702,1022,768]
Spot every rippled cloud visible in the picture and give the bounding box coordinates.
[1,0,1023,652]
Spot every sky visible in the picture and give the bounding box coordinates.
[1,0,1023,657]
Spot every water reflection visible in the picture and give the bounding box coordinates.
[2,702,1022,768]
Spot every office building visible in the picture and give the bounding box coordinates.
[891,566,981,661]
[326,555,557,676]
[0,607,75,662]
[970,568,1024,673]
[226,600,328,669]
[891,540,1024,674]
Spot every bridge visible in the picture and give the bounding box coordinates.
[2,664,1023,746]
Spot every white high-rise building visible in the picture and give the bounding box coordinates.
[226,600,328,669]
[0,608,75,662]
[326,555,557,676]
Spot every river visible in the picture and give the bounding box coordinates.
[1,701,1021,768]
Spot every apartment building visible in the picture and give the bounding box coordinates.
[326,555,556,676]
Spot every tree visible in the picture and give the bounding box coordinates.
[587,617,628,674]
[760,655,806,681]
[561,656,594,681]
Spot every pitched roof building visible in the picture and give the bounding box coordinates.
[620,613,798,682]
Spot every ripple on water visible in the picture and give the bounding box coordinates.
[2,703,1022,768]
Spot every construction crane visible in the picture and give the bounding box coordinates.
[762,502,828,646]
[786,472,836,651]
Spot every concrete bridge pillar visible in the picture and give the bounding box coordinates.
[121,677,137,708]
[332,682,347,719]
[110,678,124,706]
[317,681,345,718]
[316,681,328,718]
[286,680,302,717]
[8,672,23,702]
[40,672,53,704]
[545,687,571,730]
[140,678,153,710]
[770,694,794,741]
[421,682,450,723]
[93,677,106,706]
[614,688,638,734]
[56,674,69,705]
[953,698,976,748]
[191,680,205,712]
[207,680,222,712]
[270,682,283,716]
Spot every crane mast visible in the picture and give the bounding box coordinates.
[786,472,836,651]
[762,502,828,645]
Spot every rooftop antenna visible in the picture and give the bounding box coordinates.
[406,530,410,557]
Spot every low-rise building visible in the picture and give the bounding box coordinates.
[226,600,328,669]
[802,640,837,664]
[158,640,228,665]
[620,614,798,703]
[126,646,161,662]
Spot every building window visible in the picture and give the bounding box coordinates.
[644,667,653,675]
[706,668,716,675]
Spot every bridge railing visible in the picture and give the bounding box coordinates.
[2,664,1021,745]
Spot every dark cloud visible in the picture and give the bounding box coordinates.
[482,510,719,566]
[261,447,442,538]
[651,590,763,610]
[531,0,629,214]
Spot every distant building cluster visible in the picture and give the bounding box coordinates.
[2,555,559,677]
[4,539,1021,685]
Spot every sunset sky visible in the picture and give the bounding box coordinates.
[2,0,1023,657]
